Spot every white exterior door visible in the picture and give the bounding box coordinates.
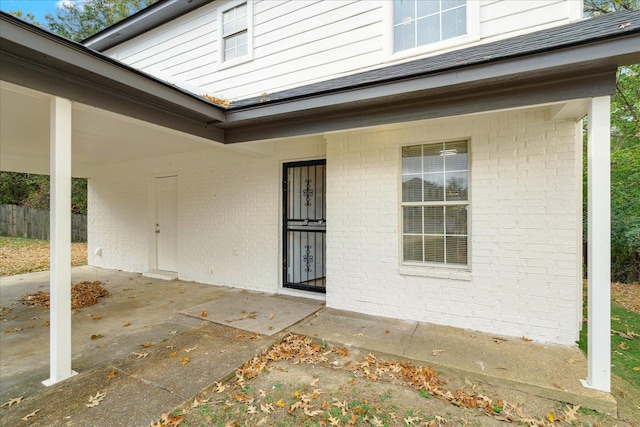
[155,175,178,272]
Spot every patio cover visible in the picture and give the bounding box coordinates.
[1,10,640,391]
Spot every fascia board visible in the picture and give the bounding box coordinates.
[82,0,213,52]
[0,15,225,123]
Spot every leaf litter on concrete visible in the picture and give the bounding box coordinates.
[19,281,109,310]
[154,334,612,427]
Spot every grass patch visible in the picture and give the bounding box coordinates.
[578,294,640,389]
[0,236,87,276]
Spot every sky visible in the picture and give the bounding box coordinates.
[0,0,66,22]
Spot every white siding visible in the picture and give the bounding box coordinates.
[480,0,579,40]
[105,0,582,101]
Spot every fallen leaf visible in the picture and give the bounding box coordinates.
[619,22,631,28]
[5,327,23,333]
[181,357,190,366]
[432,349,445,356]
[269,313,275,320]
[169,351,178,358]
[619,342,630,350]
[235,333,246,339]
[185,344,198,352]
[404,415,419,425]
[92,315,101,320]
[133,352,148,359]
[276,399,286,408]
[21,409,40,421]
[633,366,640,371]
[566,358,580,364]
[123,322,131,327]
[169,330,177,335]
[310,377,320,386]
[107,369,117,380]
[521,336,532,342]
[250,333,262,340]
[546,411,555,423]
[201,310,208,318]
[1,396,23,408]
[247,405,258,414]
[353,332,363,337]
[260,402,274,413]
[90,334,103,340]
[214,382,227,393]
[43,320,50,326]
[85,391,107,408]
[141,341,152,348]
[563,404,580,422]
[304,408,323,417]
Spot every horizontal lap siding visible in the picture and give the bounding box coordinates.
[480,1,575,40]
[107,5,217,83]
[200,0,384,99]
[105,0,579,100]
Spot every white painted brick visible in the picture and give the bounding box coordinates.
[88,107,581,346]
[325,110,581,345]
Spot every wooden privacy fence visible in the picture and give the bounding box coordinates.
[0,204,87,242]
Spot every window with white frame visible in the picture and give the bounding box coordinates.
[401,140,469,266]
[393,0,467,53]
[221,2,248,62]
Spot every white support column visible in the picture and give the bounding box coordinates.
[580,95,611,393]
[43,97,77,386]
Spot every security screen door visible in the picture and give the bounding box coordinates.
[283,160,326,292]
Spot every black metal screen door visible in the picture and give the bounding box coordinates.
[283,160,326,292]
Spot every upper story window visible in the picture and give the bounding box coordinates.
[218,1,253,67]
[401,140,469,266]
[393,0,469,53]
[222,2,248,61]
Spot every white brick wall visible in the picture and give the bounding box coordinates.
[325,109,582,345]
[88,136,326,293]
[88,107,582,345]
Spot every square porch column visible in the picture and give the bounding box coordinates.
[581,95,611,392]
[43,97,77,386]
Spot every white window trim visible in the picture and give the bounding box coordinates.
[383,0,480,62]
[398,140,472,272]
[217,0,253,70]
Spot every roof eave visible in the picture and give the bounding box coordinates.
[82,0,212,52]
[0,12,226,143]
[220,34,639,143]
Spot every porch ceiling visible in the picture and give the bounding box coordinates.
[0,82,219,177]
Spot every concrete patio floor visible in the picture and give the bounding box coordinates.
[0,266,615,425]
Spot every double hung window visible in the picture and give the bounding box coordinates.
[222,2,248,62]
[393,0,467,53]
[401,141,469,266]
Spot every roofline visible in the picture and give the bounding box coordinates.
[0,12,225,142]
[82,0,213,52]
[2,10,640,145]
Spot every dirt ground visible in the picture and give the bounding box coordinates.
[166,335,637,427]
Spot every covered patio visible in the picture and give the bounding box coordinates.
[2,10,640,394]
